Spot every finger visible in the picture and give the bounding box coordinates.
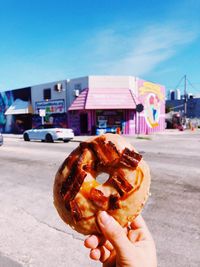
[90,248,101,261]
[130,215,152,240]
[99,246,111,263]
[130,215,147,230]
[128,229,145,243]
[84,235,113,251]
[103,250,116,267]
[89,246,111,262]
[97,211,131,253]
[84,235,102,249]
[104,240,114,251]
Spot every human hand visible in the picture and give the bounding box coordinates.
[84,211,157,267]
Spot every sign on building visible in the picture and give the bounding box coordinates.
[35,99,65,114]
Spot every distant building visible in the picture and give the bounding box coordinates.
[166,96,200,118]
[0,75,166,135]
[0,81,67,133]
[169,89,181,100]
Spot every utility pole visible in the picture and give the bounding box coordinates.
[184,74,187,117]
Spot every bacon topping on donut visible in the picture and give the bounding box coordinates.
[90,189,121,210]
[88,142,110,166]
[60,162,77,197]
[64,171,87,202]
[60,154,87,204]
[81,137,120,167]
[109,194,120,210]
[120,148,142,168]
[94,138,120,165]
[90,188,108,209]
[109,171,133,196]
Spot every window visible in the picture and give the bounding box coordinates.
[43,88,51,100]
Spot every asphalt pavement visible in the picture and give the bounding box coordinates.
[0,129,200,267]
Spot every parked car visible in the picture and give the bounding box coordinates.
[0,132,3,146]
[23,124,74,143]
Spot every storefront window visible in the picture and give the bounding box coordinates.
[96,110,124,133]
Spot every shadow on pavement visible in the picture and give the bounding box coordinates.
[0,253,23,267]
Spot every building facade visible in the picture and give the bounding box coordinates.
[67,76,165,135]
[0,75,165,135]
[31,80,67,128]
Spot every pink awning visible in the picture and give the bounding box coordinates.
[68,88,136,110]
[68,89,88,110]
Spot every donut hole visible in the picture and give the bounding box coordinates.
[96,172,110,184]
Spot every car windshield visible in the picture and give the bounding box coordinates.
[34,124,61,130]
[43,125,57,129]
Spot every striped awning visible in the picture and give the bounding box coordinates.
[68,88,136,110]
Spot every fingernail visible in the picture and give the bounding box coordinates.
[98,211,111,226]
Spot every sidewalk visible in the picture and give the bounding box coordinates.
[2,128,199,141]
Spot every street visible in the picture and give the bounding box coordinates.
[0,131,200,267]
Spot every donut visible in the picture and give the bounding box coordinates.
[53,133,151,235]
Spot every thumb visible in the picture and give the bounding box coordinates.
[97,211,131,254]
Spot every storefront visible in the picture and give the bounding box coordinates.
[68,88,136,135]
[68,78,165,135]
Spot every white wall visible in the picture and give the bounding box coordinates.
[88,75,134,89]
[128,76,138,95]
[31,80,67,113]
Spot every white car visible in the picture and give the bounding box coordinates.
[23,124,74,143]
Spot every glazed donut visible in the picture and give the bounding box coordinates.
[53,133,151,235]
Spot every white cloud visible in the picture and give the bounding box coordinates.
[85,23,199,76]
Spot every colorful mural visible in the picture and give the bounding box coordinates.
[0,87,31,133]
[0,91,14,132]
[138,81,165,128]
[33,99,67,128]
[32,113,67,128]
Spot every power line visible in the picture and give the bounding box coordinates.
[173,75,185,91]
[186,78,200,93]
[166,76,200,94]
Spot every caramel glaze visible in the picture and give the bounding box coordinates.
[59,135,143,224]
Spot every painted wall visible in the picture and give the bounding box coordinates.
[126,110,136,135]
[0,87,31,133]
[136,79,165,134]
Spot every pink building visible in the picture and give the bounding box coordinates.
[67,76,165,135]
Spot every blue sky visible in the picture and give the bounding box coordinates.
[0,0,200,95]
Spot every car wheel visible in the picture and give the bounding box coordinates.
[45,133,53,143]
[63,139,70,143]
[24,133,30,141]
